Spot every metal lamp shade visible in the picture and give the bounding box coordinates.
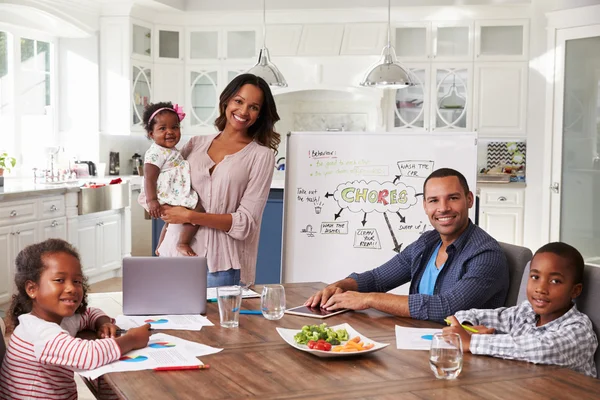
[247,48,288,88]
[360,46,413,88]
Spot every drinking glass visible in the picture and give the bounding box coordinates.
[217,285,242,328]
[429,333,463,379]
[260,284,286,320]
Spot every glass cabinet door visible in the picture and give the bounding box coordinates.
[157,29,180,60]
[432,67,470,130]
[225,29,257,59]
[189,30,220,61]
[132,65,152,127]
[189,69,219,129]
[393,67,428,130]
[433,22,472,60]
[475,20,529,61]
[132,24,152,58]
[394,25,430,60]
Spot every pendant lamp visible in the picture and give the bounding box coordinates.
[359,0,413,88]
[247,0,287,87]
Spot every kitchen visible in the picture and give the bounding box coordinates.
[1,0,599,297]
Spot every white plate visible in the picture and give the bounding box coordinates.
[276,323,389,358]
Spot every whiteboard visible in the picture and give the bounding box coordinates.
[282,131,478,284]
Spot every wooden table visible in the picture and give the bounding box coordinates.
[103,283,600,399]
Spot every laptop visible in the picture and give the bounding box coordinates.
[122,257,208,315]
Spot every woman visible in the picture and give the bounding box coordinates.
[158,74,280,287]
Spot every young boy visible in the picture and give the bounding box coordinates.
[444,242,597,377]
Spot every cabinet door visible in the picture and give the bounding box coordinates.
[77,218,99,276]
[131,20,153,60]
[99,214,122,272]
[340,23,387,55]
[265,25,302,56]
[187,66,220,132]
[473,62,527,136]
[13,222,39,255]
[297,25,344,56]
[431,21,473,61]
[479,207,523,245]
[187,28,221,62]
[431,64,472,131]
[131,62,152,130]
[391,64,430,131]
[40,217,67,241]
[475,20,529,61]
[393,23,431,61]
[155,25,183,62]
[224,28,258,60]
[0,226,12,304]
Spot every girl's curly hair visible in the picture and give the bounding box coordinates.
[142,101,177,138]
[7,239,89,332]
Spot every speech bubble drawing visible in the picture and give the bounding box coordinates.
[333,180,418,213]
[396,160,434,179]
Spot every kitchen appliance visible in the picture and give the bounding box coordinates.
[109,152,120,175]
[75,161,96,177]
[131,153,143,175]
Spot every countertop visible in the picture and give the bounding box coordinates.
[476,181,527,189]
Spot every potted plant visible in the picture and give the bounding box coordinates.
[0,152,16,187]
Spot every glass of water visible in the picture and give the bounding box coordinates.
[429,333,463,379]
[260,284,286,320]
[217,285,242,328]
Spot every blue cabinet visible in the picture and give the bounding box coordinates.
[151,188,284,284]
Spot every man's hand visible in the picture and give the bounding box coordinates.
[304,285,344,308]
[96,322,119,339]
[147,199,162,219]
[322,291,371,311]
[161,205,191,224]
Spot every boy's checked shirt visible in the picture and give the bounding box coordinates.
[455,301,598,377]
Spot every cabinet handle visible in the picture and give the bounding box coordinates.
[497,196,507,202]
[16,231,20,235]
[51,220,58,227]
[50,205,58,211]
[10,210,17,217]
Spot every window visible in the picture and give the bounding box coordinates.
[0,26,56,176]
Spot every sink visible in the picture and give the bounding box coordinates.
[78,182,130,215]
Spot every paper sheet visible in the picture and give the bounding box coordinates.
[395,326,443,350]
[206,287,260,301]
[76,333,222,380]
[116,314,214,331]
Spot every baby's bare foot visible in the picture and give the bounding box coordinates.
[177,243,197,257]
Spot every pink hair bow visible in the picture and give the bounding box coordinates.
[173,104,186,122]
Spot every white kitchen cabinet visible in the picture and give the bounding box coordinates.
[297,24,344,56]
[0,226,12,304]
[186,27,258,63]
[473,62,528,136]
[478,185,525,245]
[265,25,303,56]
[131,61,153,131]
[40,217,68,241]
[340,23,387,55]
[131,19,153,61]
[394,21,473,62]
[155,25,183,62]
[390,64,431,131]
[475,19,529,61]
[77,212,122,278]
[431,64,472,131]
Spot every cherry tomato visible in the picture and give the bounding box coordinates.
[317,339,326,344]
[307,340,316,349]
[314,342,326,351]
[322,342,332,351]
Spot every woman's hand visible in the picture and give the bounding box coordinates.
[147,199,162,219]
[96,322,119,339]
[161,205,192,224]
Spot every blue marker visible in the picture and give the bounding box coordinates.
[239,310,262,315]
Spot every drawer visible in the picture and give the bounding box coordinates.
[479,189,524,207]
[0,199,38,226]
[41,196,66,218]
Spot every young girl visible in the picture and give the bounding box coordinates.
[137,102,203,256]
[0,239,151,400]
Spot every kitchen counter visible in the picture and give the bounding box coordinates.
[477,181,527,189]
[0,175,142,201]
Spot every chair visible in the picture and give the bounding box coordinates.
[499,242,533,307]
[517,263,600,378]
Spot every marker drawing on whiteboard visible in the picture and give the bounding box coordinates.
[300,225,315,238]
[383,212,402,253]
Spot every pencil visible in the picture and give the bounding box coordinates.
[116,328,156,335]
[154,365,210,371]
[444,318,479,333]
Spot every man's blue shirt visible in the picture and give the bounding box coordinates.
[418,242,444,296]
[348,220,509,323]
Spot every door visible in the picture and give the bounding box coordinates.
[40,217,67,241]
[99,214,122,272]
[77,217,99,276]
[550,25,600,264]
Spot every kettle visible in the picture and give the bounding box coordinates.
[132,153,143,175]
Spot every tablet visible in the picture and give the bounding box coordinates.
[284,305,350,319]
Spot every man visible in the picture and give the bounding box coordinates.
[305,168,509,323]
